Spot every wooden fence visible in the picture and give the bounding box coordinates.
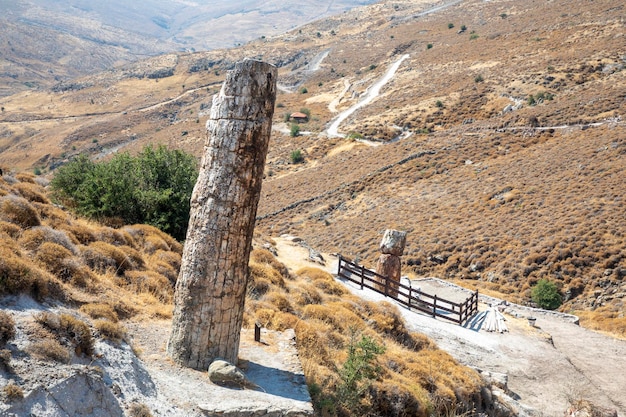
[337,256,479,326]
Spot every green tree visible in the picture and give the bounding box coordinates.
[531,279,562,310]
[50,145,198,241]
[337,333,385,414]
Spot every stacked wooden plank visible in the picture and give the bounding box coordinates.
[484,307,508,333]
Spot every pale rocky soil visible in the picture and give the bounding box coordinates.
[0,295,313,417]
[273,237,626,417]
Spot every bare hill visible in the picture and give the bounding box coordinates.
[0,0,624,337]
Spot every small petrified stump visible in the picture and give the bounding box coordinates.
[375,229,407,297]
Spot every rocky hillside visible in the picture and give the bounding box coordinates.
[0,0,624,337]
[0,172,515,416]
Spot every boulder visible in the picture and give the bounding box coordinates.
[208,359,249,387]
[379,229,407,256]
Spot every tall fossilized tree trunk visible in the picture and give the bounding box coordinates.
[167,59,277,370]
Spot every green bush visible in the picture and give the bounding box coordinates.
[531,279,562,310]
[290,150,304,164]
[50,145,198,241]
[448,23,454,29]
[290,124,301,137]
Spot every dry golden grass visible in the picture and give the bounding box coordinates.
[2,381,24,401]
[124,270,173,303]
[0,311,15,346]
[27,338,70,363]
[13,182,50,204]
[94,319,125,344]
[246,255,485,416]
[80,303,119,322]
[0,195,41,228]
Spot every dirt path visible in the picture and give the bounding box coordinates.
[327,53,410,137]
[272,237,626,417]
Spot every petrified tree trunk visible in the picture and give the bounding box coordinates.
[167,59,277,370]
[375,229,407,297]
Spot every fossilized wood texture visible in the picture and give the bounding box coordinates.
[167,59,277,370]
[375,253,401,297]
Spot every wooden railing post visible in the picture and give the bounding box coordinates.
[360,264,364,289]
[432,295,437,318]
[408,284,412,311]
[475,290,479,315]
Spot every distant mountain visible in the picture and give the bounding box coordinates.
[0,0,376,96]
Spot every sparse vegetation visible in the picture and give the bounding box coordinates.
[448,23,454,29]
[3,381,23,400]
[290,124,301,137]
[290,149,304,164]
[427,43,433,49]
[129,403,154,417]
[0,311,16,346]
[474,74,484,82]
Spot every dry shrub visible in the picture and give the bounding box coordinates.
[292,320,334,368]
[94,226,134,247]
[357,301,418,348]
[109,299,139,320]
[577,309,626,338]
[136,293,173,319]
[118,245,146,270]
[14,173,35,183]
[59,222,96,245]
[0,195,41,228]
[82,241,134,275]
[35,242,73,274]
[247,275,271,299]
[249,262,285,288]
[370,379,427,417]
[298,266,347,296]
[124,270,173,303]
[80,303,119,322]
[264,290,293,313]
[0,221,20,239]
[94,319,125,343]
[27,339,70,363]
[291,282,322,306]
[59,313,94,356]
[0,311,16,346]
[33,202,70,226]
[123,224,182,254]
[302,304,363,333]
[150,250,181,271]
[149,259,178,284]
[0,252,62,300]
[36,312,94,357]
[2,381,24,401]
[0,349,11,370]
[14,182,49,204]
[18,226,77,253]
[251,248,291,279]
[129,403,154,417]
